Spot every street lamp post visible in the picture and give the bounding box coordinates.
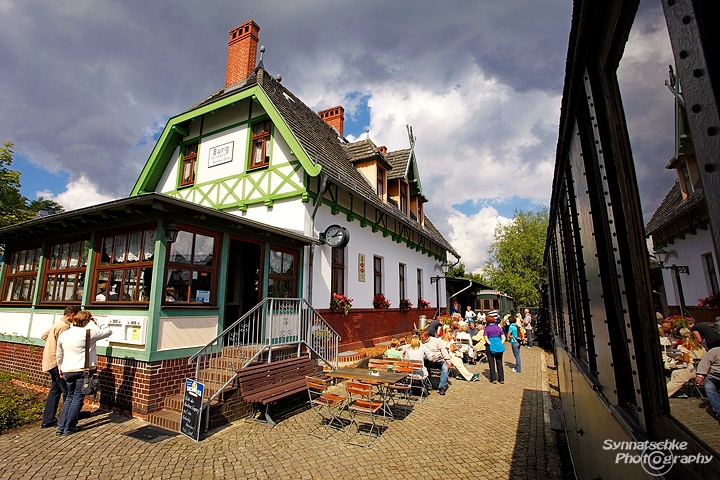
[430,260,450,319]
[654,248,691,317]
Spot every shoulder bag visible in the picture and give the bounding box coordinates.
[80,329,100,396]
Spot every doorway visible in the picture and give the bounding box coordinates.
[224,239,262,331]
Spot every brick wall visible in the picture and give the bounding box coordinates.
[320,307,436,351]
[0,341,197,417]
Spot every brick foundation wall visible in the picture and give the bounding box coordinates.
[320,307,436,351]
[0,341,196,417]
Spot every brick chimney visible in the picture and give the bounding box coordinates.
[226,20,260,88]
[378,146,387,155]
[318,106,345,136]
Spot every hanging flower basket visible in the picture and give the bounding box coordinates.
[399,298,413,311]
[698,292,720,309]
[330,293,353,315]
[418,298,431,309]
[372,293,390,309]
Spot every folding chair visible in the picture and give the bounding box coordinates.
[456,337,476,364]
[385,365,413,414]
[401,359,431,401]
[345,380,385,447]
[306,376,346,440]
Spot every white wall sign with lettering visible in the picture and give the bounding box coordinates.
[208,142,234,167]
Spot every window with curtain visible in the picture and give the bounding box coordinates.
[2,246,42,302]
[331,247,345,296]
[94,226,156,304]
[42,239,89,303]
[267,247,298,298]
[165,228,218,304]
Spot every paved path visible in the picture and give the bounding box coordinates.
[0,346,561,479]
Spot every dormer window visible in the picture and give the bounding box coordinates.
[250,120,271,169]
[181,143,198,187]
[400,181,408,215]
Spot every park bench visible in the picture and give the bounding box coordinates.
[236,355,316,426]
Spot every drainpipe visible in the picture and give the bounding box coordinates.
[307,173,329,305]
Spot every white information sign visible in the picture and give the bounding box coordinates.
[208,141,234,167]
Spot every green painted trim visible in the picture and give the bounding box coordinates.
[148,222,168,354]
[30,240,48,308]
[131,85,322,195]
[215,232,230,335]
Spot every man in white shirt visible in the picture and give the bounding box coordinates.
[420,329,452,395]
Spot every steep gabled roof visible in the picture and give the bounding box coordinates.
[131,66,458,257]
[645,180,707,237]
[386,149,410,180]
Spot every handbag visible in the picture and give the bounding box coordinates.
[80,329,100,396]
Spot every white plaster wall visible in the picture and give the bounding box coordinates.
[0,311,32,337]
[661,229,718,306]
[196,126,249,185]
[158,145,180,194]
[157,315,218,351]
[232,197,308,232]
[28,313,60,339]
[309,206,446,310]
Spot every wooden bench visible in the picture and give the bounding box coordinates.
[236,356,316,426]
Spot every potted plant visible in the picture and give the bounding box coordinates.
[330,293,353,315]
[372,293,390,309]
[698,292,720,309]
[399,298,413,311]
[418,298,431,309]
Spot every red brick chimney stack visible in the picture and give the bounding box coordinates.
[318,106,345,136]
[226,20,260,88]
[378,146,387,155]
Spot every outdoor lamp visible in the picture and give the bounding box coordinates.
[164,221,179,245]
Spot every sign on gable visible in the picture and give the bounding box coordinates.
[208,142,234,167]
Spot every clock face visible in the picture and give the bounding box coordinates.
[324,225,348,247]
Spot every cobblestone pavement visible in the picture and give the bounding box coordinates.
[0,347,561,479]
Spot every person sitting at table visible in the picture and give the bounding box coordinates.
[456,323,477,365]
[419,329,452,395]
[441,325,479,382]
[404,335,429,377]
[384,338,404,359]
[667,328,706,398]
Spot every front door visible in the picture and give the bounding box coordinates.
[223,238,262,331]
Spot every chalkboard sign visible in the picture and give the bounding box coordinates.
[180,378,205,442]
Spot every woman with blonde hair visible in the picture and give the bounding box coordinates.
[441,325,479,381]
[56,310,112,435]
[667,327,706,398]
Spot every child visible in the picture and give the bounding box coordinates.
[384,338,403,359]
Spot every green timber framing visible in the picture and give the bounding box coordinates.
[131,80,452,262]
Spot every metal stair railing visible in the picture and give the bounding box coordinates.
[187,297,340,432]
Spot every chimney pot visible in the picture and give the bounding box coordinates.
[378,146,387,155]
[226,20,260,88]
[318,105,345,136]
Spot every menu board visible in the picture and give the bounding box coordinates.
[179,379,205,442]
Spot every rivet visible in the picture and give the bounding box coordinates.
[691,104,702,113]
[668,0,675,5]
[682,15,692,24]
[707,126,717,136]
[693,68,704,77]
[679,50,688,59]
[705,163,717,173]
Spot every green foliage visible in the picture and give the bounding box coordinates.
[0,142,64,228]
[480,208,549,307]
[0,372,45,431]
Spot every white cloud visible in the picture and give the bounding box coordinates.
[35,176,118,211]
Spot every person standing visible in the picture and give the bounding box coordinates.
[695,346,720,421]
[56,311,112,436]
[484,315,506,384]
[523,308,534,348]
[688,318,720,351]
[508,320,522,373]
[40,305,81,428]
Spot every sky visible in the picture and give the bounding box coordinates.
[0,0,677,272]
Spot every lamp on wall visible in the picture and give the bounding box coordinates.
[653,247,690,317]
[164,221,179,245]
[431,259,450,318]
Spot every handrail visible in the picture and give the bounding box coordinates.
[186,297,340,432]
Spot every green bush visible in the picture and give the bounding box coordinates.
[0,372,45,431]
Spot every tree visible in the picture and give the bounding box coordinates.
[0,142,64,227]
[481,208,549,307]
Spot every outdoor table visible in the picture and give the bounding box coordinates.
[327,368,409,420]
